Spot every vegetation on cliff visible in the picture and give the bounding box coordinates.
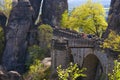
[0,0,12,17]
[102,31,120,52]
[109,60,120,80]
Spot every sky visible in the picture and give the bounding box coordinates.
[68,0,111,10]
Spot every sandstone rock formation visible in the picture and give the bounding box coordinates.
[41,0,68,27]
[0,65,23,80]
[2,0,34,74]
[1,0,68,74]
[29,0,42,22]
[103,0,120,38]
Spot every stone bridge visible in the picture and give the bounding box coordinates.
[51,28,114,80]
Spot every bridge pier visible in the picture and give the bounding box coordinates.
[51,39,72,76]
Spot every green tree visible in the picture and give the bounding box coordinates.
[0,27,4,62]
[38,24,53,49]
[61,0,107,37]
[24,60,50,80]
[0,0,12,18]
[109,60,120,80]
[102,31,120,52]
[26,45,46,68]
[57,63,86,80]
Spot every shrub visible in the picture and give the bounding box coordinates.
[24,59,51,80]
[57,63,87,80]
[38,24,53,49]
[0,27,4,63]
[108,60,120,80]
[26,45,45,68]
[102,31,120,52]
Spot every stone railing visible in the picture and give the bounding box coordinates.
[52,27,103,48]
[53,27,82,39]
[68,39,95,48]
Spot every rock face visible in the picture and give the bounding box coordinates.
[2,0,34,74]
[0,12,7,29]
[1,0,68,74]
[103,0,120,38]
[41,0,68,27]
[29,0,42,22]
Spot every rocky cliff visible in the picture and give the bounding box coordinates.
[103,0,120,38]
[41,0,68,27]
[2,0,34,74]
[1,0,68,74]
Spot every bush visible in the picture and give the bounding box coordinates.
[102,31,120,52]
[24,59,51,80]
[57,63,87,80]
[38,24,53,49]
[26,45,46,68]
[108,60,120,80]
[37,24,53,57]
[0,27,4,63]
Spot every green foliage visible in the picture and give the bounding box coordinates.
[102,31,120,52]
[61,0,107,37]
[26,45,46,68]
[0,27,4,62]
[38,24,53,49]
[57,63,87,80]
[108,60,120,80]
[24,59,50,80]
[0,0,12,17]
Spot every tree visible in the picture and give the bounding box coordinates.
[102,31,120,52]
[38,24,53,48]
[0,0,12,18]
[61,0,108,37]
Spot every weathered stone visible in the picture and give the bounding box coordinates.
[0,71,23,80]
[27,0,42,45]
[7,71,23,80]
[41,0,68,27]
[103,0,120,38]
[42,57,51,67]
[29,0,42,22]
[2,0,34,74]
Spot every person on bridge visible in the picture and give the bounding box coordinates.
[81,33,87,39]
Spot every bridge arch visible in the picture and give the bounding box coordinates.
[84,50,108,74]
[82,54,104,80]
